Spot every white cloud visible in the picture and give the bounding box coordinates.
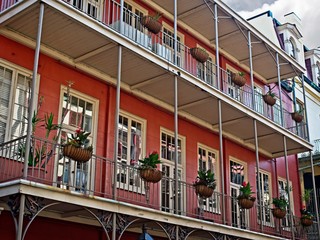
[233,0,320,49]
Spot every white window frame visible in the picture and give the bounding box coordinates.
[278,177,294,231]
[71,0,104,20]
[195,45,216,87]
[0,59,39,143]
[162,22,184,67]
[257,170,273,227]
[56,85,99,192]
[197,143,220,214]
[226,65,242,102]
[254,85,264,114]
[160,128,186,214]
[117,110,146,192]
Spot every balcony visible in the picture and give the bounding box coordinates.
[0,136,317,239]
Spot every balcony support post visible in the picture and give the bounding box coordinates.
[23,2,45,178]
[119,0,124,35]
[310,152,320,238]
[173,0,177,65]
[218,99,225,224]
[253,119,263,232]
[248,31,255,110]
[16,194,25,240]
[174,74,179,214]
[214,3,220,90]
[276,53,284,126]
[301,73,309,140]
[283,136,295,239]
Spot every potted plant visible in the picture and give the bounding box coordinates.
[263,91,277,106]
[141,13,162,34]
[193,169,216,198]
[63,128,93,163]
[291,108,304,123]
[190,47,209,63]
[300,189,314,227]
[272,195,288,219]
[237,181,256,209]
[139,151,162,183]
[231,72,246,87]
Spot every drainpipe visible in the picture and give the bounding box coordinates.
[218,99,225,224]
[214,3,220,90]
[301,74,310,141]
[283,136,295,239]
[276,53,284,127]
[248,31,255,110]
[310,152,320,238]
[254,119,263,232]
[119,0,124,35]
[23,3,45,178]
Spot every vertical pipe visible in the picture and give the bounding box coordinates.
[218,99,225,224]
[253,119,263,232]
[23,3,45,178]
[112,45,122,240]
[119,0,124,34]
[310,152,320,238]
[248,31,255,110]
[214,3,220,90]
[16,194,25,240]
[301,74,310,141]
[283,136,295,239]
[174,75,179,214]
[276,53,284,126]
[173,0,177,65]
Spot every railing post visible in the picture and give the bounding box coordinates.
[248,31,255,110]
[214,3,220,90]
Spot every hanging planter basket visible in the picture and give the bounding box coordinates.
[139,168,162,183]
[238,197,256,209]
[272,208,286,219]
[190,48,209,63]
[194,184,215,198]
[291,112,304,123]
[63,145,92,163]
[301,217,313,227]
[263,94,276,106]
[141,16,162,34]
[231,73,246,87]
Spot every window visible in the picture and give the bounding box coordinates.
[257,171,272,226]
[57,88,98,192]
[161,130,185,214]
[254,86,264,114]
[162,26,183,66]
[278,178,294,229]
[72,0,102,19]
[226,69,241,101]
[196,49,216,86]
[198,145,220,213]
[288,38,296,59]
[117,112,145,190]
[0,62,33,144]
[273,101,281,125]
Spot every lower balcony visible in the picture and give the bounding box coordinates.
[0,136,317,239]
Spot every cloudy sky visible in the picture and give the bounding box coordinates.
[222,0,319,49]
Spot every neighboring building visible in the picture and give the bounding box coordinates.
[0,1,317,240]
[249,10,320,238]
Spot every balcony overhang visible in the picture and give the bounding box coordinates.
[0,1,312,158]
[147,0,305,83]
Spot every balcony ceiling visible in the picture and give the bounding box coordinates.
[150,0,304,82]
[0,1,311,158]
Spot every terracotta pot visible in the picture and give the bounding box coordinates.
[291,112,303,123]
[272,208,286,219]
[139,168,162,183]
[231,73,246,87]
[190,48,209,63]
[238,197,255,209]
[301,217,313,227]
[263,94,276,106]
[141,16,162,34]
[195,184,214,198]
[63,145,92,162]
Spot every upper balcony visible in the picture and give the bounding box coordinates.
[0,0,312,157]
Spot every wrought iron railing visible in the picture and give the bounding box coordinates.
[0,136,318,238]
